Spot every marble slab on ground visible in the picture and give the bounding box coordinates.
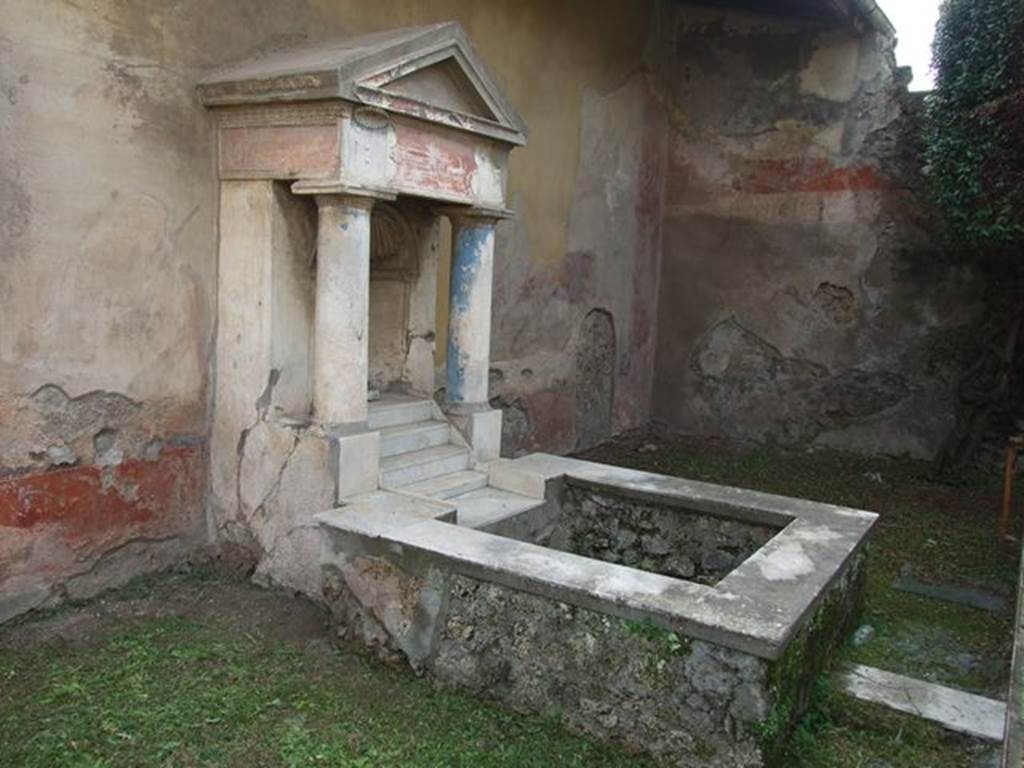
[840,663,1006,742]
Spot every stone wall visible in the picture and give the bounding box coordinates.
[650,5,982,459]
[547,483,781,584]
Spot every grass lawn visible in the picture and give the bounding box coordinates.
[0,434,1016,767]
[0,574,651,768]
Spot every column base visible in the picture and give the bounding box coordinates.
[444,407,502,464]
[443,400,493,416]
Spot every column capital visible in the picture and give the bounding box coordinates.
[312,193,377,213]
[435,205,515,225]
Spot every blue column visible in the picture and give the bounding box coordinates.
[446,214,497,407]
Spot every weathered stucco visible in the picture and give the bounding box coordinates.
[0,0,660,620]
[490,71,666,455]
[650,5,982,458]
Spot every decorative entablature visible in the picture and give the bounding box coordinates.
[198,22,527,209]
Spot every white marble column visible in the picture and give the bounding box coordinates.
[312,194,374,428]
[445,212,498,408]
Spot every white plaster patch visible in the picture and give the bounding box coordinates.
[342,115,394,186]
[597,566,674,596]
[799,33,860,102]
[812,122,845,154]
[703,589,741,602]
[756,541,815,581]
[470,147,504,206]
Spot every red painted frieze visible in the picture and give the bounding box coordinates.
[393,121,476,198]
[733,158,892,194]
[0,445,204,539]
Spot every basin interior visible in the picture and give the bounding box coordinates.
[512,480,786,585]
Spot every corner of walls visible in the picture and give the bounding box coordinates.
[648,3,982,459]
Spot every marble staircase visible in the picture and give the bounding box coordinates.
[367,395,541,528]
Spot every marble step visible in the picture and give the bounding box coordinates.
[451,488,545,529]
[381,444,471,488]
[400,469,489,499]
[367,397,434,430]
[379,420,451,458]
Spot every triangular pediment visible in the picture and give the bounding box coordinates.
[198,22,527,146]
[376,57,498,122]
[346,24,526,145]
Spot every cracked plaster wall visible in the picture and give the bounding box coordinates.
[489,70,666,456]
[0,0,664,620]
[210,180,333,598]
[651,5,983,458]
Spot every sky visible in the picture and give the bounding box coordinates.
[877,0,944,91]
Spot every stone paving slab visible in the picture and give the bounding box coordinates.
[840,663,1006,742]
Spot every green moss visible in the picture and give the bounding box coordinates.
[617,619,692,691]
[757,553,868,765]
[620,618,689,658]
[691,735,716,760]
[755,701,792,744]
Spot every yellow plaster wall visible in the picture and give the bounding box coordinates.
[1,0,655,438]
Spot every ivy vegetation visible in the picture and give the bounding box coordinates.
[925,0,1024,259]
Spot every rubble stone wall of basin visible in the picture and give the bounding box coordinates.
[321,544,867,768]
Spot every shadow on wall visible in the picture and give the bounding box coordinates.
[489,308,617,458]
[575,309,616,452]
